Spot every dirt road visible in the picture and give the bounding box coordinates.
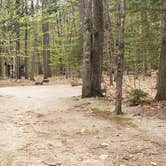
[0,85,165,166]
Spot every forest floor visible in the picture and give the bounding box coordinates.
[0,79,165,166]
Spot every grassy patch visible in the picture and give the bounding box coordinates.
[89,99,114,111]
[88,99,135,127]
[71,97,137,127]
[90,107,135,126]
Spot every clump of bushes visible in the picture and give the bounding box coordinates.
[128,89,148,106]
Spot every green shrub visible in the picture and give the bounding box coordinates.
[128,89,148,106]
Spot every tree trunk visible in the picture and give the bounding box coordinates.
[15,0,21,79]
[79,0,104,98]
[36,0,43,75]
[104,0,114,85]
[140,1,149,76]
[30,0,35,81]
[24,0,28,79]
[79,0,93,97]
[91,0,104,97]
[155,1,166,100]
[42,0,51,79]
[115,0,125,115]
[0,47,3,78]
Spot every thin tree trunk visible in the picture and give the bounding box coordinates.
[155,1,166,100]
[36,0,43,75]
[115,0,125,115]
[104,0,114,85]
[24,0,28,79]
[42,0,51,79]
[140,1,149,76]
[15,0,21,79]
[30,0,35,81]
[0,46,3,77]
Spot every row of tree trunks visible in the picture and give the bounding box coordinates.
[1,0,50,80]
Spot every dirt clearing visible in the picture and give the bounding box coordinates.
[0,85,165,166]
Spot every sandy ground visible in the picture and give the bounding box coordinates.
[0,85,165,166]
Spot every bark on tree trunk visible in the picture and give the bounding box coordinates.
[80,0,93,98]
[0,47,3,77]
[24,0,28,79]
[155,1,166,101]
[30,0,35,81]
[104,0,115,86]
[24,24,28,79]
[15,0,21,79]
[115,0,125,115]
[79,0,104,98]
[91,0,104,97]
[42,0,51,79]
[140,2,149,76]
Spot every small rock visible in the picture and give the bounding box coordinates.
[116,133,121,137]
[120,164,126,166]
[101,142,109,147]
[83,159,98,164]
[122,156,129,160]
[99,154,109,160]
[81,128,86,133]
[151,161,157,166]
